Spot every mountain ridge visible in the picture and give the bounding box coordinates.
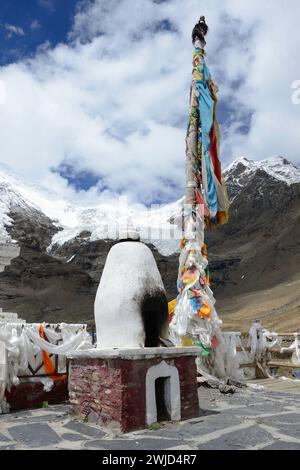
[0,155,299,254]
[0,155,299,330]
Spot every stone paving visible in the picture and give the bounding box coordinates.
[0,385,300,450]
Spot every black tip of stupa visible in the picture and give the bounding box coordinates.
[192,16,209,44]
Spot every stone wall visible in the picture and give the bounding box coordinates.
[5,379,68,412]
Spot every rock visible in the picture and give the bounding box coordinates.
[226,378,246,389]
[218,384,237,394]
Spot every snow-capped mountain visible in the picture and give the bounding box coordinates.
[0,164,182,256]
[224,156,300,202]
[0,155,299,327]
[0,155,299,255]
[226,155,300,185]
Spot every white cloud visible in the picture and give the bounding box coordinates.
[30,20,42,31]
[4,23,25,39]
[0,80,6,105]
[292,81,300,105]
[0,0,300,206]
[38,0,56,13]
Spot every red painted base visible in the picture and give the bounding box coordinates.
[68,354,199,433]
[5,379,68,412]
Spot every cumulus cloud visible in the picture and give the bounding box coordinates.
[0,0,300,206]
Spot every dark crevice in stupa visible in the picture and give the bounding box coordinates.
[140,290,169,347]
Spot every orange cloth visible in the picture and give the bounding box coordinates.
[198,300,211,319]
[38,324,66,380]
[168,299,177,322]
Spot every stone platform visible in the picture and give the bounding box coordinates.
[1,383,300,450]
[68,348,199,433]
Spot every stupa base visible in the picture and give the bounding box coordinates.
[68,347,200,433]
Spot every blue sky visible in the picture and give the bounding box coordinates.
[0,0,77,64]
[0,0,299,206]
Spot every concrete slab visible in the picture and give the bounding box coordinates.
[63,420,106,438]
[0,432,10,442]
[85,438,184,450]
[197,426,274,450]
[7,423,62,449]
[261,441,300,450]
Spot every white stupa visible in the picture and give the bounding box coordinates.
[94,228,169,349]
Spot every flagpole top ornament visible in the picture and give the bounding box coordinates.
[192,16,209,45]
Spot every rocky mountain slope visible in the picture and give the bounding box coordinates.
[206,156,300,331]
[0,156,299,331]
